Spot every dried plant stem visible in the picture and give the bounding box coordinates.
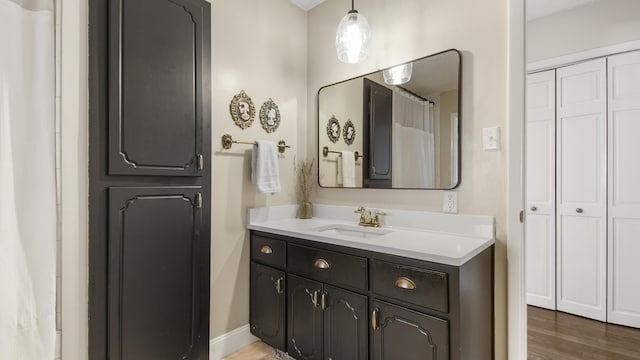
[294,158,315,218]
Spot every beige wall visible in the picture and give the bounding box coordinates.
[307,1,508,358]
[318,77,364,187]
[527,0,640,62]
[210,0,308,338]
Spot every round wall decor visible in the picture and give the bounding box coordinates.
[343,119,355,145]
[326,116,340,143]
[259,98,281,133]
[229,90,255,129]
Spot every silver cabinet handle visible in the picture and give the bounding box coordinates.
[312,290,319,307]
[576,208,584,214]
[530,206,537,211]
[275,277,284,294]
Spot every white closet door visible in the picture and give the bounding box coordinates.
[556,58,607,321]
[607,51,640,328]
[526,70,556,309]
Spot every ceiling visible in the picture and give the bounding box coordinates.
[292,0,604,19]
[288,0,325,11]
[526,0,602,21]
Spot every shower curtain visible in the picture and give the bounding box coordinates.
[392,89,435,188]
[0,0,56,359]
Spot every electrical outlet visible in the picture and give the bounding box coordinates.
[443,191,458,213]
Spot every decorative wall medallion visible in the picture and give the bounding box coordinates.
[326,116,340,143]
[229,90,255,129]
[343,119,355,145]
[259,98,281,133]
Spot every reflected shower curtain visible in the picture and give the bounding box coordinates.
[0,0,56,359]
[392,89,435,188]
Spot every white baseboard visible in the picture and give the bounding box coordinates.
[209,324,259,360]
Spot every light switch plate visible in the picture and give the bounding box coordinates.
[443,191,458,213]
[483,126,501,150]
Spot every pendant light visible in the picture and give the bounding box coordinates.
[335,0,371,64]
[383,62,413,85]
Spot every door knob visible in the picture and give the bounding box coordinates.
[576,208,583,214]
[530,206,537,211]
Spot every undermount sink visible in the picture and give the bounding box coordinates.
[313,224,394,238]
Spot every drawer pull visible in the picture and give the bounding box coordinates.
[260,245,273,254]
[275,277,283,294]
[372,309,379,330]
[395,277,417,290]
[314,258,330,269]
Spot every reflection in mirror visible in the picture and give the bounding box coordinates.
[317,49,461,189]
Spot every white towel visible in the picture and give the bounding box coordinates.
[336,156,343,186]
[341,150,356,187]
[251,140,281,194]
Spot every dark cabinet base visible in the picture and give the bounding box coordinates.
[372,300,448,360]
[249,231,494,360]
[250,262,286,350]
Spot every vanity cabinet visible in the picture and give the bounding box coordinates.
[286,268,368,360]
[250,262,286,350]
[250,235,287,350]
[372,300,448,360]
[250,230,494,360]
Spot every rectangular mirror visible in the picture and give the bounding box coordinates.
[318,49,461,189]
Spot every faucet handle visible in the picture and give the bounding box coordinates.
[372,210,386,227]
[354,206,366,214]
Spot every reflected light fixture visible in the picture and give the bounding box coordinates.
[383,62,413,85]
[335,0,371,64]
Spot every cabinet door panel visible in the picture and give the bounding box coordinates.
[556,58,607,321]
[608,50,640,327]
[108,187,202,359]
[372,300,448,360]
[526,70,556,309]
[288,275,323,360]
[323,285,368,360]
[250,262,286,350]
[109,0,205,176]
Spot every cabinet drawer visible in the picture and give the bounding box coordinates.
[251,234,286,270]
[287,244,368,291]
[371,260,448,313]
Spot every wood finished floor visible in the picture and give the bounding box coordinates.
[221,341,274,360]
[528,306,640,359]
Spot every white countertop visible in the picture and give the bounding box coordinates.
[247,204,495,266]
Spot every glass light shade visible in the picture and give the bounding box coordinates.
[335,10,371,64]
[383,62,413,85]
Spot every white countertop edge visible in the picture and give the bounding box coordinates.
[247,222,494,266]
[247,204,496,266]
[248,204,495,239]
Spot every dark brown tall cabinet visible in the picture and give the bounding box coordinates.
[89,0,211,359]
[363,78,393,189]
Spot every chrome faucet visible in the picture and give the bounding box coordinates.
[354,206,386,228]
